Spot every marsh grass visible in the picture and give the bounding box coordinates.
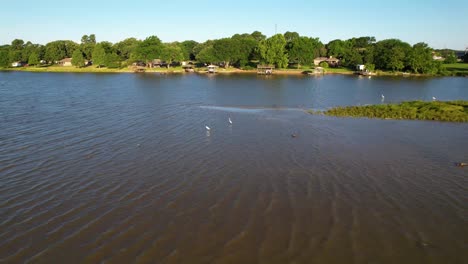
[311,101,468,122]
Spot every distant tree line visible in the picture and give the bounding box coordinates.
[0,32,466,73]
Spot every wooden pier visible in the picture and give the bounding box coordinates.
[257,65,275,75]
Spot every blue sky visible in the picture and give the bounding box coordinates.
[1,0,467,49]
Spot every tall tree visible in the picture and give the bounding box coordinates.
[105,53,121,68]
[213,38,241,68]
[179,40,198,61]
[11,39,24,50]
[134,36,163,62]
[196,45,217,64]
[113,38,140,60]
[72,49,85,67]
[374,39,411,71]
[257,34,288,68]
[288,36,323,67]
[160,43,184,68]
[0,50,9,67]
[251,31,266,42]
[407,43,432,73]
[28,52,39,66]
[92,43,106,67]
[44,40,78,62]
[80,34,96,60]
[444,51,457,64]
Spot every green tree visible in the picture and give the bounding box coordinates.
[374,39,411,71]
[161,43,184,68]
[288,36,323,67]
[407,43,434,73]
[257,34,288,68]
[72,49,85,67]
[0,50,9,67]
[28,52,39,66]
[80,34,96,60]
[231,34,258,66]
[92,43,106,67]
[196,45,217,64]
[251,31,266,41]
[212,38,242,68]
[104,53,121,68]
[327,39,347,58]
[134,36,163,62]
[179,40,198,61]
[114,38,140,60]
[44,40,78,62]
[444,51,457,64]
[11,39,24,50]
[8,50,22,63]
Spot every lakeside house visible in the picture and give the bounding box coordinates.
[58,58,73,66]
[147,59,162,68]
[11,61,25,67]
[313,57,340,67]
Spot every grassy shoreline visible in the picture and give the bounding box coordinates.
[310,101,468,122]
[2,64,467,76]
[0,65,352,75]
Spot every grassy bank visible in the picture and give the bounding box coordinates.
[443,63,468,76]
[2,64,468,77]
[310,101,468,122]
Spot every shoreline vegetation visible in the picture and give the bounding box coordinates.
[1,63,467,77]
[2,32,467,77]
[310,101,468,122]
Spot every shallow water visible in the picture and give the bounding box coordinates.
[0,72,467,263]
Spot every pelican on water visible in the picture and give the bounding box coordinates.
[205,125,211,131]
[228,117,232,124]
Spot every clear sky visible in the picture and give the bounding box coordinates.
[1,0,467,50]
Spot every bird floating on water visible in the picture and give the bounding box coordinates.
[381,94,385,100]
[228,117,232,124]
[205,125,211,131]
[432,96,437,101]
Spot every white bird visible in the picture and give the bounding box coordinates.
[228,117,232,124]
[432,96,436,101]
[381,94,385,99]
[205,125,211,131]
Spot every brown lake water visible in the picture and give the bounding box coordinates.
[0,72,467,263]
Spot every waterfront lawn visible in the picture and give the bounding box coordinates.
[443,63,468,75]
[312,101,468,122]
